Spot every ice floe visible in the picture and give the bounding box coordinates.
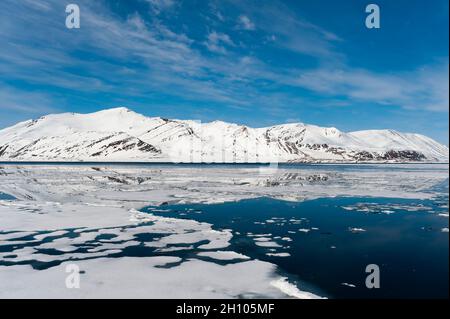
[348,227,367,233]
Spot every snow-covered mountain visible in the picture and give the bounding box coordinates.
[0,107,448,163]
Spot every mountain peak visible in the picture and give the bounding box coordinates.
[97,107,134,114]
[0,108,448,163]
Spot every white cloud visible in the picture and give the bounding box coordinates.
[22,0,51,11]
[238,15,255,30]
[226,0,341,60]
[294,61,449,112]
[146,0,175,13]
[205,31,235,54]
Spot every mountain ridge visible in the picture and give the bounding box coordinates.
[0,107,448,163]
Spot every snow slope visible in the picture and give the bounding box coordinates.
[0,107,448,162]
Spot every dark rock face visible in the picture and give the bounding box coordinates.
[91,137,161,157]
[353,150,426,161]
[0,145,8,157]
[353,151,375,161]
[8,139,41,158]
[136,141,160,153]
[380,150,426,161]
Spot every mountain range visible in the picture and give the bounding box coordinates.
[0,107,448,163]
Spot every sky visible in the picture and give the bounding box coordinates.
[0,0,448,144]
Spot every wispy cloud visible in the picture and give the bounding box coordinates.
[0,85,58,114]
[237,15,255,30]
[294,61,449,112]
[145,0,176,14]
[223,0,342,60]
[205,31,235,54]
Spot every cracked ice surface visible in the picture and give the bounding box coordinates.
[0,164,447,298]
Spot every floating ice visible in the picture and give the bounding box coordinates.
[270,278,325,299]
[267,253,291,257]
[348,227,367,233]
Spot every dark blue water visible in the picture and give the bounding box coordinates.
[0,192,15,200]
[143,196,449,299]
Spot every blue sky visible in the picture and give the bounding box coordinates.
[0,0,448,143]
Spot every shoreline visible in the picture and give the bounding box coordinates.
[0,161,448,166]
